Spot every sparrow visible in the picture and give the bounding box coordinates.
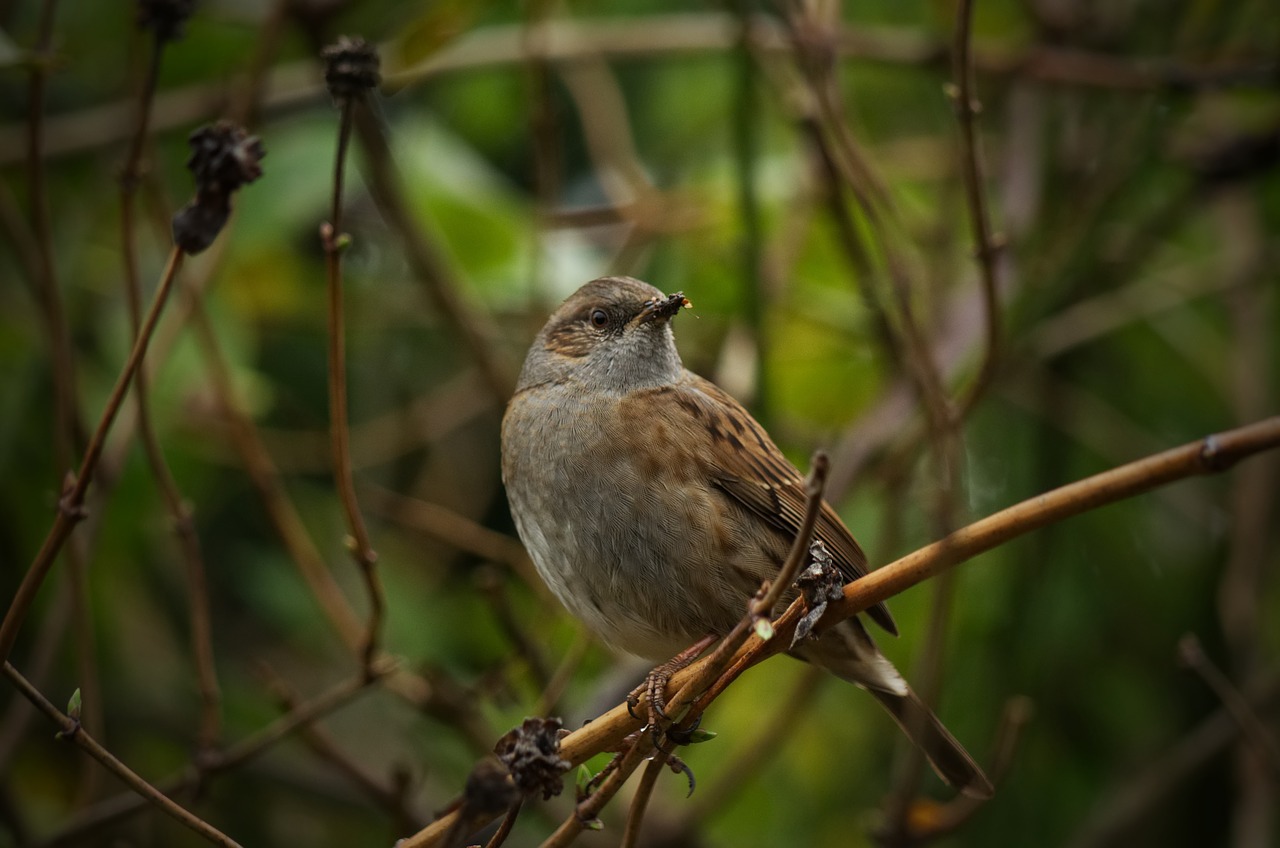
[500,276,992,798]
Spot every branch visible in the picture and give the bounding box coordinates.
[400,416,1280,845]
[950,0,1003,417]
[826,417,1280,626]
[0,247,185,667]
[4,663,243,848]
[37,664,390,845]
[120,14,222,755]
[320,36,385,677]
[7,15,1271,165]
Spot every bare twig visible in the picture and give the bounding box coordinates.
[25,0,82,466]
[1178,635,1280,777]
[5,14,1275,166]
[188,300,366,649]
[0,247,186,667]
[476,566,552,689]
[119,17,222,755]
[321,36,385,677]
[754,451,829,615]
[263,666,427,832]
[680,665,824,825]
[536,734,657,848]
[365,484,541,591]
[875,695,1033,843]
[4,662,244,848]
[1066,672,1280,848]
[619,748,670,848]
[827,418,1280,626]
[950,0,1003,418]
[483,800,523,848]
[38,663,392,845]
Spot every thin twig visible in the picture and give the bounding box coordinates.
[476,566,552,689]
[681,665,824,824]
[619,748,670,848]
[188,298,446,721]
[263,665,427,832]
[38,664,392,845]
[26,0,82,466]
[323,90,384,678]
[347,104,515,400]
[1178,635,1280,777]
[4,662,244,848]
[535,628,592,716]
[4,14,1275,166]
[119,23,222,754]
[0,247,186,667]
[950,0,1003,419]
[188,299,367,650]
[536,734,657,848]
[752,451,829,614]
[730,0,769,423]
[1066,671,1280,848]
[483,801,523,848]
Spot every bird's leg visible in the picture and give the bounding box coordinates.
[627,633,718,734]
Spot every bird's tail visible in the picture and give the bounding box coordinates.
[796,619,994,799]
[864,685,994,799]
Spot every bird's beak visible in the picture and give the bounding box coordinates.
[635,292,691,325]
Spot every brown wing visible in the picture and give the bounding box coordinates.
[668,372,897,636]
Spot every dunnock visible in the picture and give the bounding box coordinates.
[501,276,992,798]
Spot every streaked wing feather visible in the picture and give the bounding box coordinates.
[672,373,897,635]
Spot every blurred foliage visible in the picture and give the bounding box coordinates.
[1,1,1279,847]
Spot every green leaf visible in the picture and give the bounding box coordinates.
[66,688,82,721]
[685,728,718,744]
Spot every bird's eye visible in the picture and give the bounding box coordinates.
[589,308,609,329]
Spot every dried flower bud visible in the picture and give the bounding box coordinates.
[186,121,265,197]
[494,717,570,800]
[792,540,845,646]
[459,756,519,819]
[171,194,229,255]
[137,0,198,41]
[171,121,265,254]
[321,36,381,101]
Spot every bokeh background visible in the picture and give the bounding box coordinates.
[1,1,1278,846]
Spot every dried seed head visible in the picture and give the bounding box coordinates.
[493,717,570,800]
[460,756,519,818]
[792,540,845,646]
[171,195,229,255]
[171,121,265,254]
[137,0,198,41]
[186,121,265,196]
[321,36,381,101]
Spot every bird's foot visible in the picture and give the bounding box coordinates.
[626,634,718,744]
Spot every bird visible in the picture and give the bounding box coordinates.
[500,275,992,798]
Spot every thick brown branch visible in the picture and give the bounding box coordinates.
[400,416,1280,846]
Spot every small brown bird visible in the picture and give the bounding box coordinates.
[501,276,992,798]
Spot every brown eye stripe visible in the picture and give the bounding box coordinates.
[544,322,595,357]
